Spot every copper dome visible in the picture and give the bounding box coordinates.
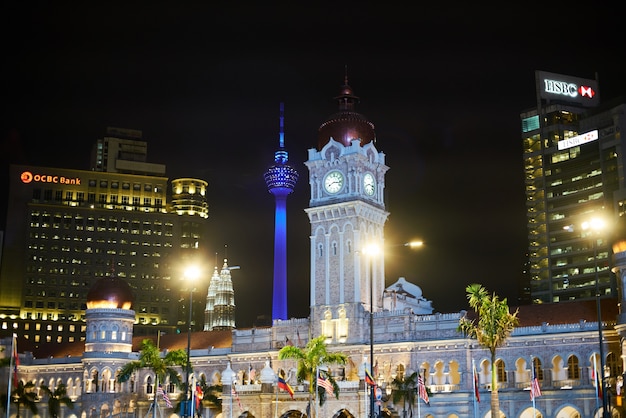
[318,78,376,150]
[86,276,134,310]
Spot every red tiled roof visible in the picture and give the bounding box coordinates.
[512,298,619,327]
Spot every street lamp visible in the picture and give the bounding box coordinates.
[184,266,200,418]
[364,243,381,418]
[363,240,423,418]
[582,218,609,418]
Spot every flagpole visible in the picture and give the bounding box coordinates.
[472,359,478,418]
[530,356,536,418]
[6,334,16,418]
[190,376,195,418]
[594,357,601,414]
[274,374,278,418]
[230,378,234,418]
[315,367,319,418]
[417,388,421,418]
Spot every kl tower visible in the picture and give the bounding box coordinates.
[264,103,299,321]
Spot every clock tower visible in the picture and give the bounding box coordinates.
[305,76,389,344]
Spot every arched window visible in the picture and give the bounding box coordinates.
[567,355,580,379]
[495,359,507,382]
[146,376,153,394]
[332,242,338,256]
[532,357,543,381]
[607,352,623,377]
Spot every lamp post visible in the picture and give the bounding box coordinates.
[364,244,380,418]
[184,266,200,418]
[363,240,423,418]
[583,218,609,418]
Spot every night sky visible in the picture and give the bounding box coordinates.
[2,3,625,328]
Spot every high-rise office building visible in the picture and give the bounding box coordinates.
[0,128,211,347]
[521,71,626,303]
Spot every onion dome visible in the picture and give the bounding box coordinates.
[86,276,134,310]
[318,76,376,150]
[386,277,423,299]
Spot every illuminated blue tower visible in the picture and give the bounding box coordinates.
[264,103,299,320]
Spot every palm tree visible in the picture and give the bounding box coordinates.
[278,335,347,406]
[117,339,188,415]
[10,380,38,418]
[40,383,74,418]
[196,374,222,414]
[391,371,417,418]
[458,283,519,418]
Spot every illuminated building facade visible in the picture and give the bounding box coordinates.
[3,77,626,418]
[521,70,626,303]
[0,129,211,346]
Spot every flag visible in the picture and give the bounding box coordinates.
[529,360,541,401]
[530,377,542,400]
[12,334,19,387]
[418,374,430,405]
[195,383,204,409]
[277,376,294,399]
[157,384,172,408]
[317,372,334,395]
[365,368,376,387]
[473,364,480,403]
[593,363,603,400]
[285,336,294,346]
[231,384,243,412]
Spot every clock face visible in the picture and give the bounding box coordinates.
[324,171,344,194]
[363,173,375,196]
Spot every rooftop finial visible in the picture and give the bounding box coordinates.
[279,102,285,149]
[344,64,349,86]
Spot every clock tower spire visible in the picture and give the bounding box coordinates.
[305,77,389,343]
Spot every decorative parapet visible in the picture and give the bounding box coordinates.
[511,320,614,336]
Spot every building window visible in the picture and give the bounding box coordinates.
[532,357,543,381]
[567,355,580,379]
[495,359,507,382]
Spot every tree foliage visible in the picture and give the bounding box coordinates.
[391,371,417,418]
[458,283,519,418]
[278,336,347,406]
[40,383,74,418]
[117,339,188,388]
[9,380,39,418]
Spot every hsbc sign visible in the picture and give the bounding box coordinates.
[536,70,600,107]
[544,79,596,99]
